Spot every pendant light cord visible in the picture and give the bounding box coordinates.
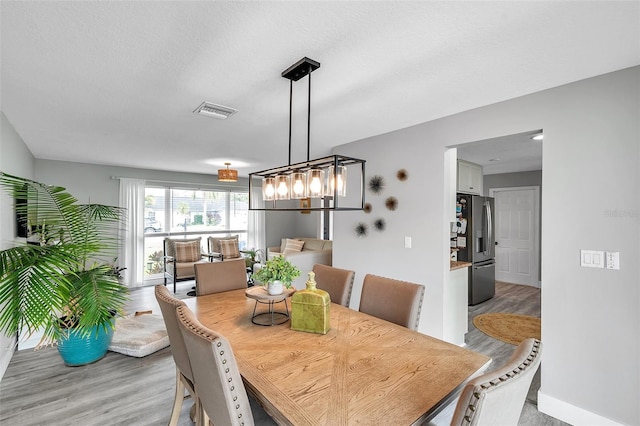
[288,79,293,166]
[307,64,312,162]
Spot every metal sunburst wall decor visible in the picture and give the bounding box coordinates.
[385,196,398,211]
[355,222,369,237]
[374,218,386,231]
[397,169,408,181]
[368,175,385,194]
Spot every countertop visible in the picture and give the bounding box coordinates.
[450,261,472,271]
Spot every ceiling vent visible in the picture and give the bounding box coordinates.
[193,102,238,120]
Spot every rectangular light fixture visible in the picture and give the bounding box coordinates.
[249,155,365,211]
[194,102,238,120]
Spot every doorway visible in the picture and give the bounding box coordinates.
[490,186,540,287]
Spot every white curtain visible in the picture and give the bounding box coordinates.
[118,178,145,288]
[247,183,266,257]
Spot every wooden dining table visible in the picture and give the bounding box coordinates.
[185,288,491,425]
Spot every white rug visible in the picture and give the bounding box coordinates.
[108,314,169,358]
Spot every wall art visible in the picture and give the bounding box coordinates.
[355,222,368,237]
[368,175,385,194]
[385,196,398,211]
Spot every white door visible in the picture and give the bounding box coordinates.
[490,187,540,287]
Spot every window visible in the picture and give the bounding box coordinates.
[143,185,248,282]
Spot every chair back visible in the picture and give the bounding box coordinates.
[358,274,425,330]
[312,264,355,307]
[154,285,194,383]
[176,305,254,426]
[451,338,542,426]
[195,260,247,296]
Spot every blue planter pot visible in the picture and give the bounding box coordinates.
[57,322,114,366]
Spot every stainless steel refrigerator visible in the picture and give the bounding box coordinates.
[456,194,496,305]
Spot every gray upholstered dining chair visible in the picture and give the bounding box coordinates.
[450,338,543,426]
[194,259,248,296]
[312,264,355,307]
[154,285,198,426]
[358,274,425,330]
[175,304,255,426]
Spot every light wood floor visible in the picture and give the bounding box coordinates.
[0,281,566,426]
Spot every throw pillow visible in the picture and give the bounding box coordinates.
[174,241,201,263]
[209,235,239,254]
[283,238,305,255]
[219,239,240,259]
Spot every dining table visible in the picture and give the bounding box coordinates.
[185,287,491,425]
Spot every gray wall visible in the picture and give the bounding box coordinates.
[34,160,249,207]
[483,170,542,281]
[0,112,35,379]
[35,160,317,254]
[332,67,639,425]
[483,170,542,196]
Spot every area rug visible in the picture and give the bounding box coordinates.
[472,312,541,345]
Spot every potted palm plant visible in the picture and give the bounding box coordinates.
[0,172,128,366]
[253,255,300,295]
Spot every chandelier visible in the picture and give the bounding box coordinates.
[218,162,238,182]
[249,57,365,211]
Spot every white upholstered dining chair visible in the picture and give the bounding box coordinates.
[154,285,198,426]
[449,338,543,426]
[176,304,255,426]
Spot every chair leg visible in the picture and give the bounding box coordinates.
[169,367,185,426]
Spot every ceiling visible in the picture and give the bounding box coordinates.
[1,2,638,178]
[456,130,543,175]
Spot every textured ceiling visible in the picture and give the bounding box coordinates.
[1,1,638,177]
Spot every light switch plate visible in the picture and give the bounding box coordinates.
[404,236,412,249]
[581,250,604,268]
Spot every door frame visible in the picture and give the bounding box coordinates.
[489,186,541,288]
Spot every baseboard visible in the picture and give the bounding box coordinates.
[538,391,623,426]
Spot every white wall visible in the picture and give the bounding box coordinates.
[0,112,35,380]
[332,67,639,425]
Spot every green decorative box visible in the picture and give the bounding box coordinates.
[291,271,330,334]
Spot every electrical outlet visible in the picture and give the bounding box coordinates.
[606,252,620,270]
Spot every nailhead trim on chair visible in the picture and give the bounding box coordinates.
[177,308,247,426]
[461,339,541,425]
[414,286,425,330]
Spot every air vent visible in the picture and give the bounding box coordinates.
[193,102,238,120]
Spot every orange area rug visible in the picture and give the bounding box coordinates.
[472,313,541,345]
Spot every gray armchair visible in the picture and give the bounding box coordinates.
[163,237,208,293]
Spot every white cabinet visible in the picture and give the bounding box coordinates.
[443,266,469,346]
[457,160,483,195]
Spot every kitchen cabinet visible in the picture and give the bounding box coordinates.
[457,160,483,195]
[444,262,471,346]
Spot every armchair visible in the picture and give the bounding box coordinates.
[163,237,208,293]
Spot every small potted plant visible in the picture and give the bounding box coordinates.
[253,255,300,295]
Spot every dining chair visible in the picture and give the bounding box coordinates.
[450,338,543,426]
[175,304,255,426]
[358,274,425,330]
[312,264,355,307]
[194,259,248,296]
[154,285,198,426]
